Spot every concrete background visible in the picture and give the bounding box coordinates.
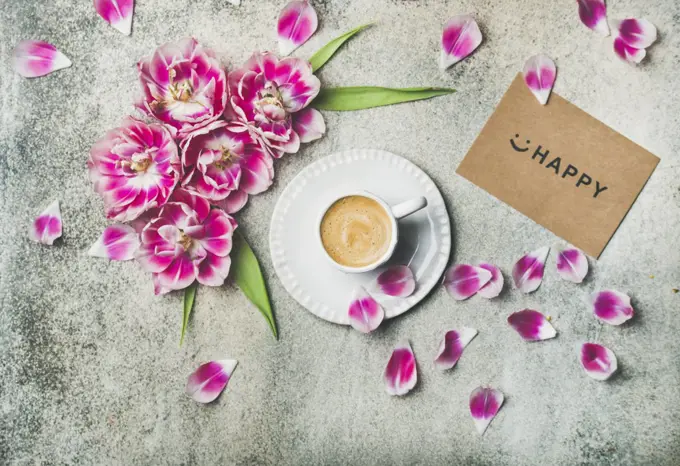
[1,0,679,464]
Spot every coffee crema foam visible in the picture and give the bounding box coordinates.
[320,195,392,268]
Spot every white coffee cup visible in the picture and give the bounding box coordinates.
[317,191,428,273]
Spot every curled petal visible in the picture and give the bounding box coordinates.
[374,265,416,298]
[523,54,556,105]
[443,264,492,301]
[88,224,140,261]
[612,18,657,49]
[613,37,646,64]
[292,108,326,143]
[29,200,62,245]
[94,0,134,35]
[580,343,617,381]
[477,263,504,299]
[440,14,483,70]
[384,342,417,396]
[348,287,384,333]
[577,0,609,36]
[185,359,238,404]
[278,1,318,56]
[469,387,504,435]
[13,41,72,78]
[591,290,634,325]
[214,189,249,214]
[507,309,557,341]
[434,327,477,371]
[512,246,550,293]
[556,247,588,283]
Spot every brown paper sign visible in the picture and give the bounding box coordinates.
[457,73,659,258]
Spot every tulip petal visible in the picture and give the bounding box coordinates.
[29,200,62,245]
[523,54,556,105]
[384,342,417,396]
[277,1,318,56]
[613,37,646,64]
[13,41,72,78]
[440,14,483,70]
[512,246,550,293]
[434,327,478,371]
[185,359,237,404]
[577,0,610,36]
[508,309,557,341]
[580,343,617,381]
[292,108,326,143]
[373,265,416,298]
[94,0,134,35]
[590,290,634,325]
[556,247,588,283]
[88,224,140,261]
[443,264,492,301]
[477,263,504,299]
[469,387,504,435]
[612,18,657,49]
[214,189,249,214]
[348,287,384,334]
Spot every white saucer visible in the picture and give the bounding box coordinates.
[269,149,451,325]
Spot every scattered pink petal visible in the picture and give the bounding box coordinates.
[373,265,416,298]
[292,108,326,143]
[469,386,504,435]
[348,287,385,334]
[577,0,610,36]
[88,224,140,261]
[580,343,618,381]
[13,41,72,78]
[440,14,483,70]
[477,263,504,299]
[185,359,238,404]
[591,290,634,325]
[508,309,557,341]
[384,342,417,396]
[613,38,646,64]
[512,246,550,293]
[434,327,478,371]
[94,0,134,35]
[612,18,657,49]
[29,200,62,245]
[443,264,492,301]
[523,54,556,105]
[277,1,318,56]
[556,246,588,283]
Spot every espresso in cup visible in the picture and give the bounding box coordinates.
[320,195,393,268]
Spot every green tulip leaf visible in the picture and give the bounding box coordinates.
[310,23,373,73]
[180,282,197,346]
[312,86,455,111]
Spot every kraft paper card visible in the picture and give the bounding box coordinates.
[457,74,660,258]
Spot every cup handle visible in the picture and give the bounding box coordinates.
[391,196,428,220]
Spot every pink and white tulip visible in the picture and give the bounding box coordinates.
[13,41,72,78]
[512,246,550,293]
[434,327,477,371]
[384,342,417,396]
[185,359,237,403]
[507,309,557,341]
[94,0,134,35]
[88,118,181,223]
[580,343,617,381]
[180,120,274,211]
[523,54,556,105]
[277,1,318,56]
[348,287,384,333]
[135,190,237,294]
[469,387,504,435]
[576,0,609,36]
[373,265,416,298]
[88,224,140,261]
[477,262,504,299]
[590,290,634,325]
[29,201,62,245]
[228,52,322,158]
[440,15,483,70]
[443,264,492,301]
[137,38,227,138]
[556,246,588,283]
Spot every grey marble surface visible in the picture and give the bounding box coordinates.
[1,0,679,464]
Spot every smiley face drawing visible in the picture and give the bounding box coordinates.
[510,134,531,152]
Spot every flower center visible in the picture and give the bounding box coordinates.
[178,231,193,251]
[256,82,284,113]
[214,147,234,170]
[130,158,151,173]
[167,68,194,102]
